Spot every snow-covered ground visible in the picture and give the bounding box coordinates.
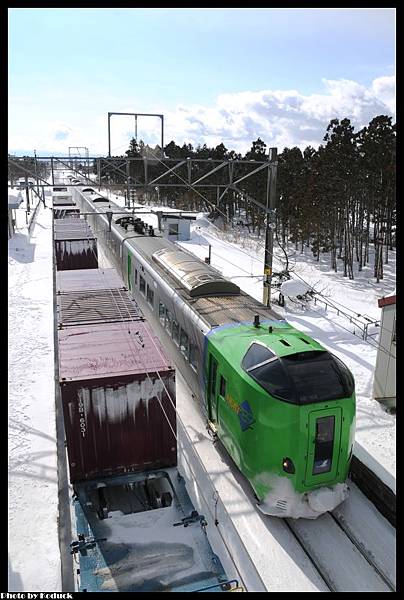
[8,194,61,591]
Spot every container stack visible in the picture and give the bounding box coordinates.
[56,267,177,483]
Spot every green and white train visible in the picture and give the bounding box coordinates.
[72,186,356,519]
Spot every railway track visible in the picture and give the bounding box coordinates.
[284,481,395,592]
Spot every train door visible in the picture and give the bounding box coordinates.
[127,253,132,292]
[304,407,342,487]
[207,354,218,422]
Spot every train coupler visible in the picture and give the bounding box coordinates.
[173,510,207,530]
[70,534,107,555]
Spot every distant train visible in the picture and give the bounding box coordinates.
[72,186,356,519]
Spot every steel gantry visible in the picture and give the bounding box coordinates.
[8,150,278,305]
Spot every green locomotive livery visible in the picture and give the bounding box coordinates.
[205,319,355,518]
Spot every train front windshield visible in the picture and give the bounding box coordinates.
[245,350,354,405]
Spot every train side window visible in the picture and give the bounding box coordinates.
[190,344,197,371]
[134,269,138,285]
[139,275,146,295]
[172,321,180,346]
[147,285,154,306]
[165,310,173,335]
[219,376,226,398]
[180,329,189,359]
[159,302,166,325]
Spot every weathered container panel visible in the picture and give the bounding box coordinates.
[57,268,125,293]
[57,288,143,326]
[55,239,98,270]
[61,374,177,482]
[53,207,81,219]
[58,322,177,481]
[53,221,94,237]
[53,196,75,206]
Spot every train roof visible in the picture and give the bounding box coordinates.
[80,190,282,328]
[153,248,240,297]
[124,234,280,327]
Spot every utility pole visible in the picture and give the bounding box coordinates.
[263,147,278,307]
[25,175,30,217]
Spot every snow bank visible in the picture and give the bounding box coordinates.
[8,203,61,591]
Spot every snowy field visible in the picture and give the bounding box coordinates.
[8,192,61,591]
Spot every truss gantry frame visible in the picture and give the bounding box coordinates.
[8,154,277,213]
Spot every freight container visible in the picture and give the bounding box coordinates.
[53,206,81,219]
[53,194,74,206]
[53,217,93,231]
[58,321,177,482]
[54,238,98,271]
[57,287,143,326]
[54,219,98,270]
[57,268,125,293]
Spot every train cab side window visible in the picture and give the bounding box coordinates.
[242,343,275,371]
[159,302,166,325]
[172,321,180,346]
[134,269,138,285]
[220,376,226,398]
[147,285,154,306]
[180,330,189,359]
[139,275,146,295]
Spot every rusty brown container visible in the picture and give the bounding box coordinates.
[55,238,98,270]
[57,287,143,327]
[58,321,177,482]
[54,219,98,270]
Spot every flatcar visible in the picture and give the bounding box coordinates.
[71,187,356,519]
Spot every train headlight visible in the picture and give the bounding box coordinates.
[282,457,295,474]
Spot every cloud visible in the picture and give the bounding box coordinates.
[8,76,395,156]
[162,76,395,153]
[371,75,395,114]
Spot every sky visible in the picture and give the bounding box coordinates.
[8,7,396,157]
